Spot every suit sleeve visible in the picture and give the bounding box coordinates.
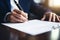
[30,0,52,19]
[0,0,11,23]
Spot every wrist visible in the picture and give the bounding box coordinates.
[4,12,11,22]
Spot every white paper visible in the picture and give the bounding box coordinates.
[2,20,60,35]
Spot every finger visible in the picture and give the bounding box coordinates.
[13,9,21,14]
[20,15,28,22]
[11,11,28,22]
[56,15,60,22]
[41,15,46,21]
[12,11,21,19]
[10,15,24,23]
[13,9,28,18]
[49,13,52,21]
[21,11,28,18]
[12,11,28,21]
[52,13,56,22]
[58,16,60,19]
[13,14,28,22]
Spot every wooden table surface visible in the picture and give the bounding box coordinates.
[1,24,58,40]
[9,27,51,40]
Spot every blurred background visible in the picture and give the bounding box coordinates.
[33,0,60,15]
[45,0,60,15]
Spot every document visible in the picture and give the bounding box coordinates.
[2,20,60,36]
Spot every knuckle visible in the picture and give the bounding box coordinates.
[10,15,13,19]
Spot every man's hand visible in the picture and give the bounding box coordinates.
[41,12,60,22]
[8,9,28,23]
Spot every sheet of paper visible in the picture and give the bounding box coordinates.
[2,20,60,35]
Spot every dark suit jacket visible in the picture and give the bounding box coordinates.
[0,0,32,23]
[0,0,51,23]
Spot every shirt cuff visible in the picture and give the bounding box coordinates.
[4,12,11,22]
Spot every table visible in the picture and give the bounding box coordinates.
[0,24,60,40]
[10,28,51,40]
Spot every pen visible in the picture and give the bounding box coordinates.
[14,0,23,11]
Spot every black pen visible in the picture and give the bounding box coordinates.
[14,0,23,11]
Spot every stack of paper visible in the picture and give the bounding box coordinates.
[2,20,60,35]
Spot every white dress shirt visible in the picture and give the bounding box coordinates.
[10,0,19,11]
